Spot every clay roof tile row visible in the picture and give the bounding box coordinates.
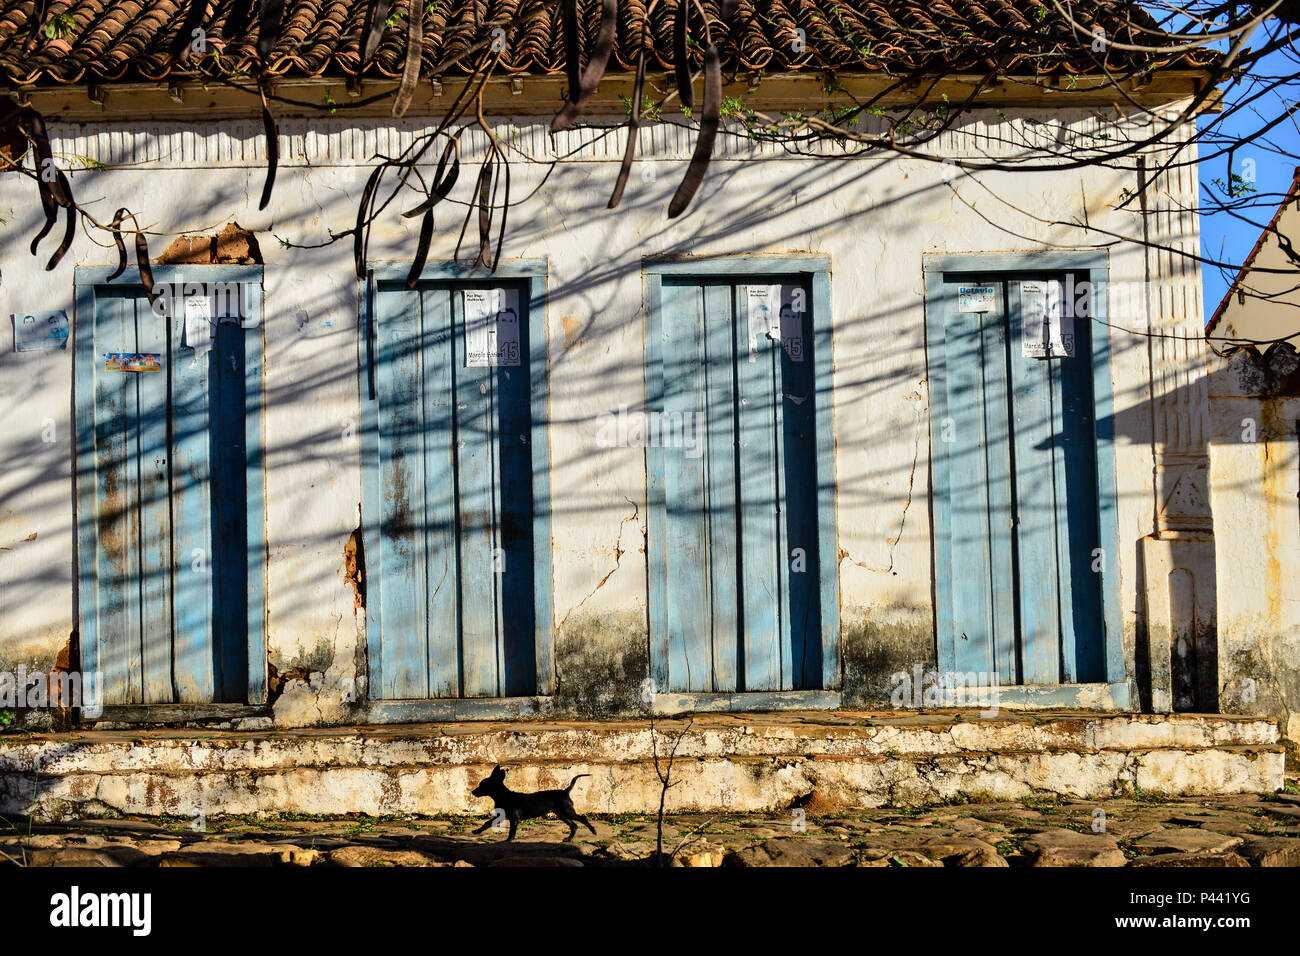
[0,0,1213,87]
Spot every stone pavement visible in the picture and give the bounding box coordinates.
[4,786,1299,867]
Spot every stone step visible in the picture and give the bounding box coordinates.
[0,712,1283,817]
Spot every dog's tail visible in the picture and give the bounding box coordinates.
[566,774,591,792]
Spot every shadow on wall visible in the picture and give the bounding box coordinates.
[4,136,1288,740]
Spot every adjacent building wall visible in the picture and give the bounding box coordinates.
[1207,348,1300,765]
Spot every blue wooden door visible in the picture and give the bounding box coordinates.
[83,286,252,704]
[656,277,822,693]
[929,274,1105,685]
[366,281,536,699]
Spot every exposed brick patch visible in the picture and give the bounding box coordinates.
[157,222,262,265]
[343,527,365,612]
[266,664,312,706]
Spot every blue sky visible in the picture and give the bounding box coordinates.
[1198,46,1300,318]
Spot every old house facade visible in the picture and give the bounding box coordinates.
[0,0,1288,770]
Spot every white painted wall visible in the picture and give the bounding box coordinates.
[0,105,1207,726]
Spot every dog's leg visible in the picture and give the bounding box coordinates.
[575,814,597,835]
[473,816,496,835]
[563,818,578,842]
[505,817,518,842]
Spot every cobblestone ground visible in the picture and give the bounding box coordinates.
[5,788,1300,867]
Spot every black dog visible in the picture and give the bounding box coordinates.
[471,766,597,842]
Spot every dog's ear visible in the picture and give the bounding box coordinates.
[492,765,506,779]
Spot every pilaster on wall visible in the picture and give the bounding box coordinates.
[1140,125,1218,713]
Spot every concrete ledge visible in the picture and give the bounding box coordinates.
[0,711,1283,818]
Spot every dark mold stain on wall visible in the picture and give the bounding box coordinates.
[552,610,649,718]
[840,606,937,708]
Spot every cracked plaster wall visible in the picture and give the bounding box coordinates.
[0,109,1202,727]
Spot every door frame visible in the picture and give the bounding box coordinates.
[73,264,268,721]
[922,251,1129,709]
[643,255,840,713]
[359,259,554,722]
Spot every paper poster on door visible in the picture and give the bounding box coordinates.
[958,286,996,313]
[464,289,521,367]
[779,295,805,362]
[106,352,163,372]
[183,294,214,362]
[1020,280,1074,358]
[746,285,782,362]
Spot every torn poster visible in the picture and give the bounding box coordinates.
[1020,280,1074,358]
[746,285,781,361]
[11,311,68,352]
[779,297,805,362]
[464,288,521,367]
[183,294,214,361]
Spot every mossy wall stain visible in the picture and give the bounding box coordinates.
[552,609,649,718]
[840,604,936,708]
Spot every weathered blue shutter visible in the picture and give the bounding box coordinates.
[1007,279,1064,683]
[422,288,460,698]
[170,302,215,702]
[657,275,821,693]
[81,273,261,708]
[135,297,173,703]
[373,285,429,699]
[454,289,506,697]
[89,291,176,703]
[930,280,1017,679]
[211,320,250,700]
[661,279,711,691]
[494,308,537,698]
[1007,278,1104,683]
[736,285,787,691]
[91,291,149,704]
[930,273,1106,686]
[778,285,821,688]
[368,281,536,700]
[703,283,739,692]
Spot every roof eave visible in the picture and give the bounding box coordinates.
[5,68,1220,123]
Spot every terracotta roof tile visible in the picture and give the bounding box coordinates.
[0,0,1212,87]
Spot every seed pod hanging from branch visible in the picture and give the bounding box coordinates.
[674,0,693,110]
[355,165,385,279]
[44,171,76,270]
[551,0,618,132]
[135,223,161,310]
[607,49,647,209]
[20,108,72,207]
[668,41,720,218]
[171,0,212,64]
[361,0,395,62]
[475,155,494,266]
[29,173,57,255]
[403,136,460,218]
[405,207,434,289]
[257,0,285,59]
[560,0,581,104]
[107,207,130,281]
[259,91,279,210]
[393,1,424,118]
